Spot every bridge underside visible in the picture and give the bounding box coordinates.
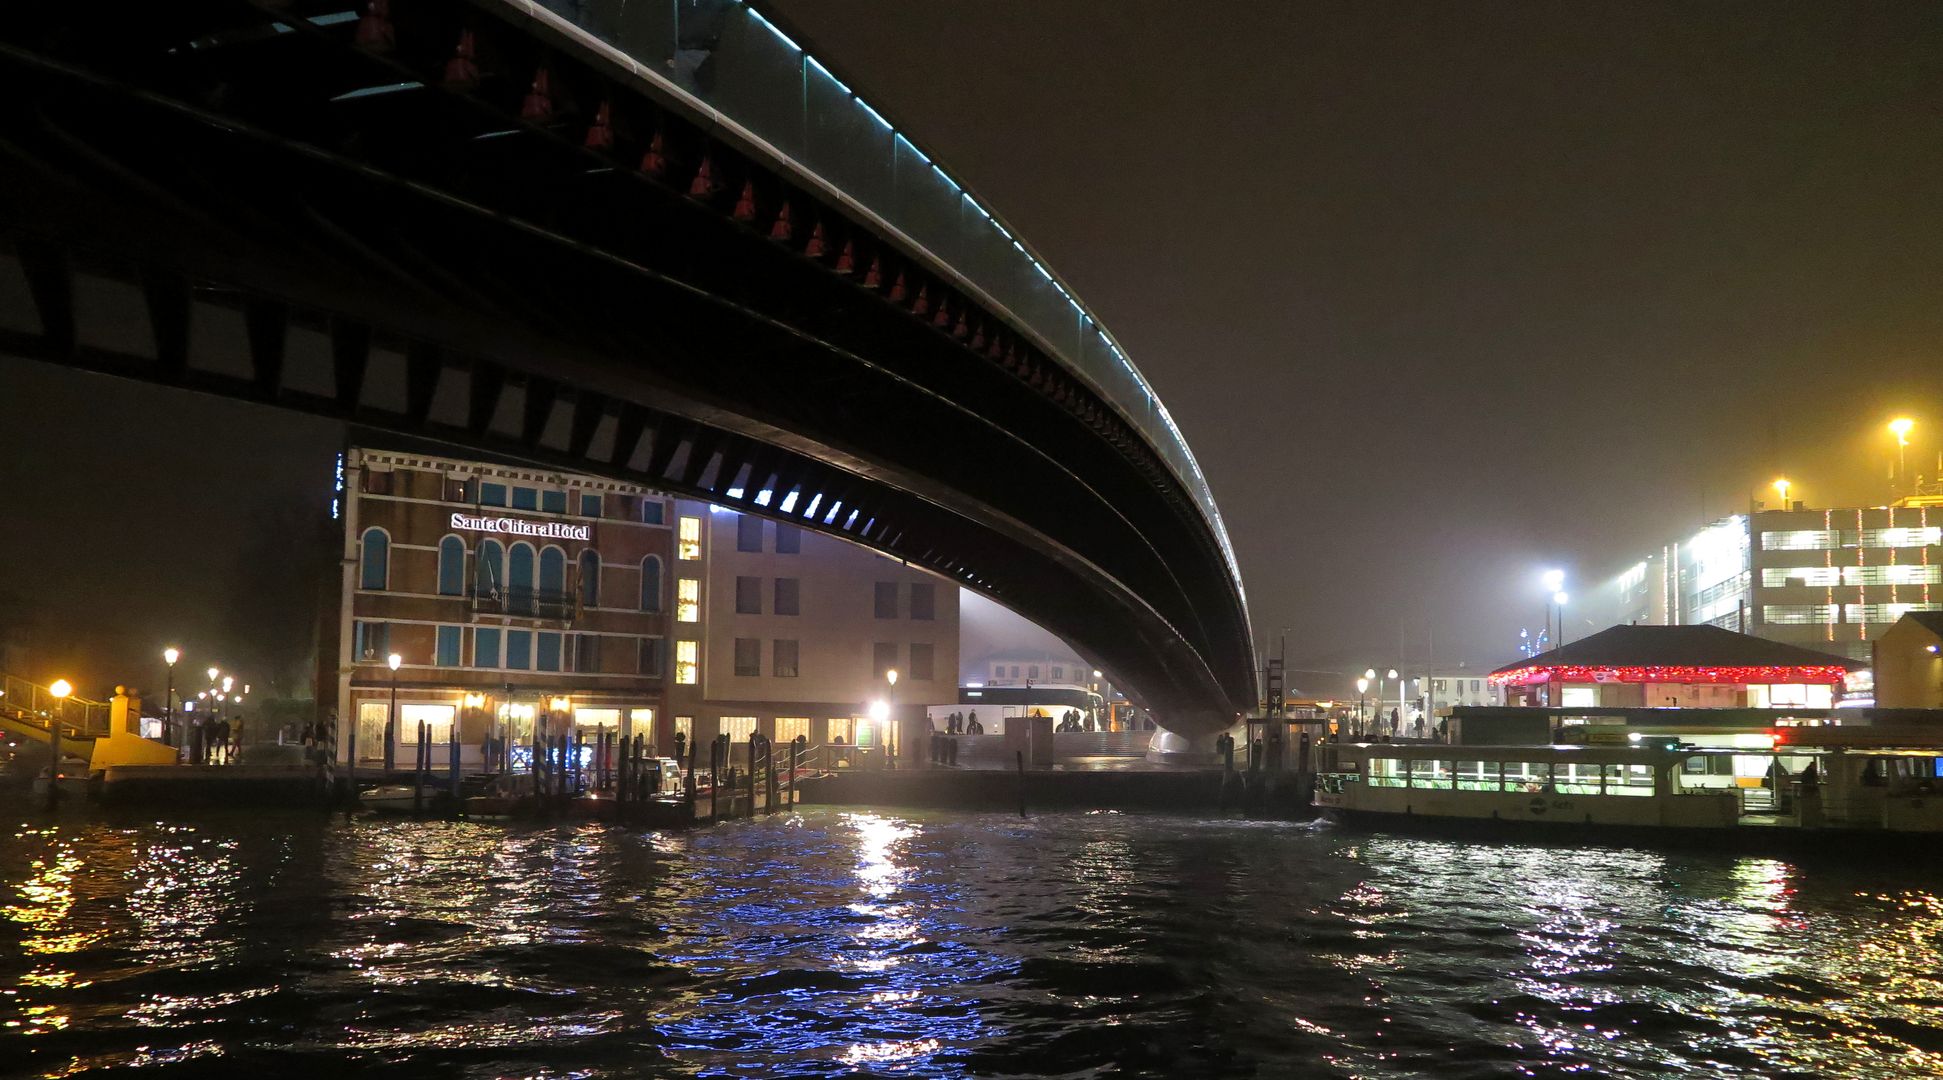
[0,1,1255,732]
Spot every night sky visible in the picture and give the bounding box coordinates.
[3,2,1940,696]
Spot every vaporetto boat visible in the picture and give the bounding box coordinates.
[1314,732,1943,840]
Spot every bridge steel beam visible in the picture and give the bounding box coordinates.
[0,1,1255,731]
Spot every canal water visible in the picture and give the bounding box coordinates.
[4,796,1942,1078]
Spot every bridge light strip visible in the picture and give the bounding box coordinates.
[330,81,423,101]
[857,100,893,132]
[805,55,850,96]
[746,7,802,53]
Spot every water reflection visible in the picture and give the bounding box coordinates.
[2,801,1943,1077]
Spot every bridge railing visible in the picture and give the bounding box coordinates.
[0,672,112,738]
[508,0,1243,597]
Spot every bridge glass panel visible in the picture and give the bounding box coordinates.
[801,60,897,222]
[705,9,809,160]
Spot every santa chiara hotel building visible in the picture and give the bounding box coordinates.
[325,446,957,769]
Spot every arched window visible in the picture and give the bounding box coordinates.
[579,549,601,608]
[359,528,389,590]
[475,539,504,599]
[508,542,535,615]
[437,535,466,597]
[540,546,566,601]
[640,555,663,613]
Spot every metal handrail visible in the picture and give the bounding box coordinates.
[0,672,112,738]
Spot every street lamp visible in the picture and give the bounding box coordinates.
[1541,570,1567,649]
[1385,667,1400,734]
[1772,477,1791,511]
[1891,417,1915,490]
[1354,676,1370,737]
[1552,591,1570,646]
[385,653,402,773]
[46,679,71,807]
[162,647,180,746]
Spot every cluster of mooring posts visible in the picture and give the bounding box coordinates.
[1218,725,1315,815]
[344,725,816,829]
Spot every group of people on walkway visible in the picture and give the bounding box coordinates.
[939,711,984,734]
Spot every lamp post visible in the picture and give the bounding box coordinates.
[162,647,180,747]
[1552,592,1570,646]
[1541,569,1566,648]
[1891,417,1915,491]
[46,678,71,809]
[1772,477,1791,512]
[1385,667,1400,735]
[1354,676,1370,739]
[385,653,401,773]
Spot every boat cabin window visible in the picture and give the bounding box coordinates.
[1503,761,1551,792]
[1369,758,1408,787]
[1555,762,1602,796]
[1409,760,1453,790]
[1677,755,1738,791]
[1602,762,1654,795]
[1454,760,1499,791]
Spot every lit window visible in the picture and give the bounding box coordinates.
[775,717,810,743]
[677,578,701,622]
[676,640,699,684]
[675,715,693,742]
[679,516,702,559]
[720,716,757,742]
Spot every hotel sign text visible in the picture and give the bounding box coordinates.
[450,512,590,541]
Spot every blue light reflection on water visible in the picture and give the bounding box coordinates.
[3,802,1943,1076]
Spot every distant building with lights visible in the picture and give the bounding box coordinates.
[1585,497,1943,665]
[1873,612,1943,709]
[323,446,957,769]
[1488,624,1864,708]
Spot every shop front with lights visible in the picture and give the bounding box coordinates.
[1488,623,1863,710]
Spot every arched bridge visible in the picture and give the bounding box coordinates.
[0,1,1256,732]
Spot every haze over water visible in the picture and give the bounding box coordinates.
[4,797,1941,1077]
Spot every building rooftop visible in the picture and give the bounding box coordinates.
[1901,611,1943,638]
[1490,623,1865,683]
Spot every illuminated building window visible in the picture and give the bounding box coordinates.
[775,717,811,744]
[679,516,702,559]
[1762,529,1834,551]
[828,717,855,744]
[734,637,761,677]
[676,640,698,684]
[397,704,455,745]
[1763,604,1838,624]
[640,556,663,612]
[1844,602,1942,624]
[677,578,700,622]
[1764,565,1941,588]
[675,716,693,742]
[359,528,389,590]
[720,716,757,743]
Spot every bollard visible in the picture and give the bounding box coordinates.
[1016,749,1027,818]
[617,731,630,804]
[746,732,758,816]
[449,721,462,803]
[45,720,61,811]
[412,722,425,814]
[709,739,721,822]
[345,715,359,809]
